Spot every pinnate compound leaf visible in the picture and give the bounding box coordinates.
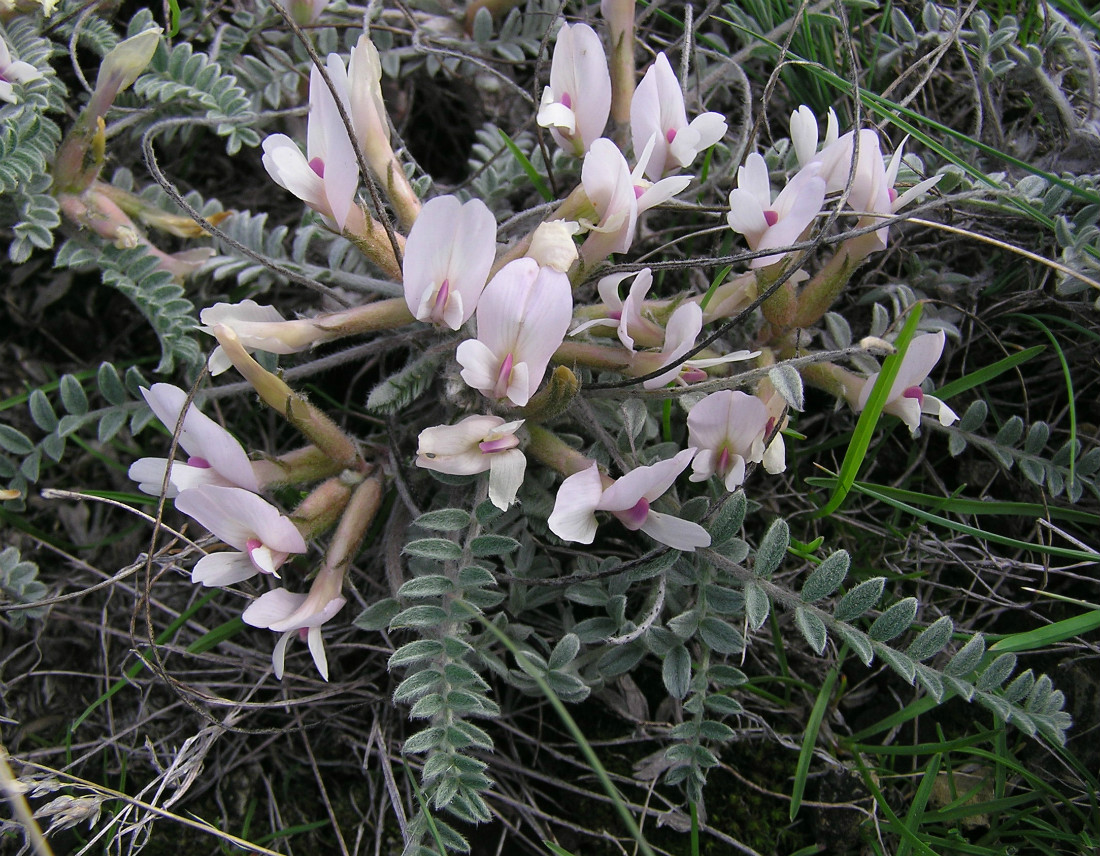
[833,577,885,621]
[801,550,850,602]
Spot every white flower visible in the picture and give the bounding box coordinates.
[456,259,573,407]
[547,449,710,551]
[261,54,358,230]
[174,485,307,586]
[639,302,757,389]
[0,33,42,104]
[416,416,526,510]
[403,195,497,330]
[580,137,691,265]
[242,565,345,681]
[727,154,826,269]
[630,52,727,180]
[855,331,959,433]
[571,267,662,351]
[686,390,772,490]
[128,384,261,497]
[200,300,313,375]
[536,22,611,156]
[789,104,838,168]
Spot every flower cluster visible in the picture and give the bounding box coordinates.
[130,384,354,681]
[133,5,954,684]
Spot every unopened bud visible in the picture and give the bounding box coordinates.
[527,221,580,272]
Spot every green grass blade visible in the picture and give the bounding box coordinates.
[932,345,1045,400]
[988,610,1100,653]
[479,617,656,856]
[498,129,553,202]
[813,476,1100,562]
[897,753,942,856]
[814,304,923,517]
[803,476,1098,524]
[1007,316,1077,485]
[790,665,838,820]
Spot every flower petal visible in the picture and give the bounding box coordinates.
[640,511,710,551]
[488,449,526,510]
[191,551,257,587]
[548,463,604,544]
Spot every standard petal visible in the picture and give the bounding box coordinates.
[176,485,306,554]
[473,258,541,354]
[547,463,604,544]
[727,188,768,244]
[629,59,663,180]
[510,267,574,383]
[686,390,736,452]
[891,332,946,396]
[403,195,461,317]
[640,511,711,551]
[191,551,257,587]
[598,447,695,510]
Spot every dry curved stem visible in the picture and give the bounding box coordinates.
[906,217,1100,292]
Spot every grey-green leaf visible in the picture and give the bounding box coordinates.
[801,550,850,602]
[414,508,472,531]
[59,374,88,416]
[663,644,691,700]
[403,538,463,561]
[744,582,770,630]
[795,607,828,654]
[834,577,885,621]
[906,615,954,662]
[754,518,789,578]
[868,597,918,642]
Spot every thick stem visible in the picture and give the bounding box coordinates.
[213,325,364,471]
[525,423,595,478]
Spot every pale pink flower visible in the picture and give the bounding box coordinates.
[242,565,345,681]
[456,259,573,407]
[128,384,261,497]
[638,302,757,389]
[580,137,691,265]
[200,300,313,375]
[536,22,611,156]
[686,390,774,490]
[811,128,941,251]
[855,331,959,433]
[403,195,497,330]
[0,34,41,104]
[261,55,358,230]
[571,268,662,351]
[175,485,307,587]
[789,104,838,168]
[727,154,826,269]
[630,52,727,180]
[547,449,710,551]
[416,415,526,510]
